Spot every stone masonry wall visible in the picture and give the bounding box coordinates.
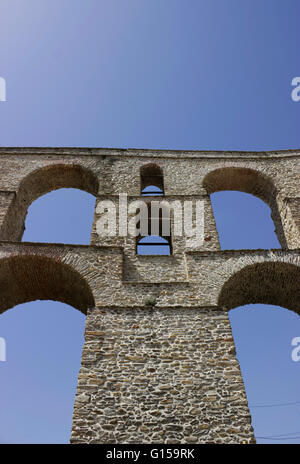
[71,307,254,444]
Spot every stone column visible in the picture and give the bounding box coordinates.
[277,197,300,249]
[71,307,255,444]
[0,192,22,241]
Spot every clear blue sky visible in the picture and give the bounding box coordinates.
[0,0,300,444]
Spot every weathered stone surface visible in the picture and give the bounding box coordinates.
[1,146,300,443]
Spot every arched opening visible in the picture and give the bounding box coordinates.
[218,262,300,313]
[2,164,99,242]
[0,168,97,442]
[138,164,171,254]
[229,303,300,444]
[211,191,280,249]
[0,255,94,443]
[22,188,96,244]
[219,262,300,443]
[203,167,285,249]
[140,163,164,195]
[0,301,85,443]
[0,255,94,315]
[135,202,172,255]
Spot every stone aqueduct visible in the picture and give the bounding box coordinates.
[1,147,300,443]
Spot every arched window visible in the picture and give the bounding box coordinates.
[140,164,164,195]
[138,164,171,254]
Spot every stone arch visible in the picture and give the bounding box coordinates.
[1,163,99,241]
[203,167,277,204]
[218,261,300,314]
[140,163,164,193]
[203,167,286,248]
[0,255,95,315]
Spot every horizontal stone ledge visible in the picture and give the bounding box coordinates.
[122,281,190,285]
[91,305,222,311]
[0,146,299,160]
[97,194,210,200]
[185,248,299,256]
[0,240,124,253]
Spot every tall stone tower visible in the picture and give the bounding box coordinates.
[1,147,300,443]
